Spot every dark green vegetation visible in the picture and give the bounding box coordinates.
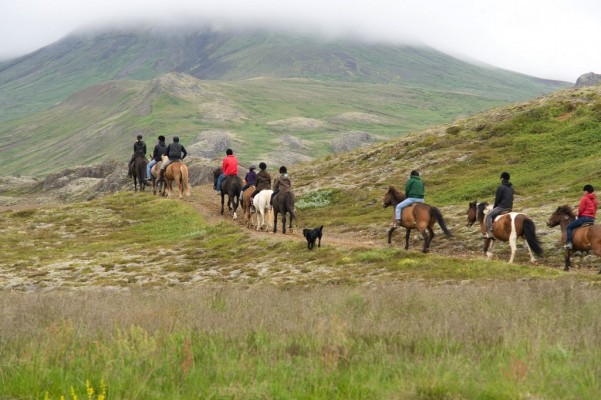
[0,26,569,176]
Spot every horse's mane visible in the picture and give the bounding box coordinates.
[387,186,405,202]
[557,204,576,218]
[476,202,489,223]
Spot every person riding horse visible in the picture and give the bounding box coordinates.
[485,172,514,238]
[241,164,257,196]
[271,166,291,206]
[395,170,425,226]
[249,162,272,211]
[159,136,187,181]
[215,149,238,195]
[128,133,147,177]
[565,184,598,249]
[146,135,167,182]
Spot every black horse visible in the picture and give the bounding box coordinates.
[213,168,242,219]
[273,190,296,234]
[131,155,148,192]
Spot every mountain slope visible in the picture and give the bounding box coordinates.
[0,26,569,121]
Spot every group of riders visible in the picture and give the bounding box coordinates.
[395,170,597,250]
[128,133,291,210]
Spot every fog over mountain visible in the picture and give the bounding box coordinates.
[2,0,601,81]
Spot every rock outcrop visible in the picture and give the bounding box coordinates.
[575,72,601,87]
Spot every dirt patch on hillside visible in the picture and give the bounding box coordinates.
[267,117,326,131]
[330,112,391,125]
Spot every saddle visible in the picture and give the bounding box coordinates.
[577,222,593,228]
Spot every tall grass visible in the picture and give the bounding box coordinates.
[1,283,600,399]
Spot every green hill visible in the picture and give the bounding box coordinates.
[0,26,568,122]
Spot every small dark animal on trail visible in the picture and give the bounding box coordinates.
[303,225,323,250]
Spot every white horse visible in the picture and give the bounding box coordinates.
[253,190,274,231]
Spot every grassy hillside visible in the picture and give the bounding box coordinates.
[0,26,569,121]
[1,72,554,177]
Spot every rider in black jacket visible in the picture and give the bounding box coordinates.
[146,135,168,181]
[128,133,147,177]
[159,136,187,180]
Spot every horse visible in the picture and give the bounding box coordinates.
[213,168,242,218]
[253,189,274,231]
[272,190,296,234]
[131,155,148,192]
[383,186,452,253]
[160,155,191,199]
[467,201,543,263]
[241,184,256,226]
[149,160,164,196]
[547,205,601,272]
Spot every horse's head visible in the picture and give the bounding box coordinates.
[466,201,478,227]
[547,205,575,227]
[383,186,405,208]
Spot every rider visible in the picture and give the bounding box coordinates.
[485,171,514,238]
[271,166,291,206]
[159,136,187,181]
[565,184,598,249]
[146,135,167,181]
[241,164,257,196]
[249,162,272,211]
[216,149,238,195]
[128,133,147,177]
[395,170,425,226]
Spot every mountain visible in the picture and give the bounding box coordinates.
[0,26,568,122]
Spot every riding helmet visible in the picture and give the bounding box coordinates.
[584,184,594,193]
[136,133,143,139]
[249,165,256,170]
[279,166,287,174]
[173,136,180,142]
[158,135,165,141]
[410,170,419,176]
[259,162,267,170]
[500,172,510,180]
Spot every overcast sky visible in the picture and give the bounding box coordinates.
[1,0,600,82]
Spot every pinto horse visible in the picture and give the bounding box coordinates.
[383,186,452,253]
[131,155,148,192]
[161,155,191,199]
[272,190,296,234]
[467,201,543,263]
[547,205,601,272]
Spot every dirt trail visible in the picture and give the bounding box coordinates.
[188,184,381,250]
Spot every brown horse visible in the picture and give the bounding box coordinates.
[273,190,296,234]
[547,205,601,272]
[467,201,543,263]
[131,155,148,192]
[241,184,256,226]
[383,186,452,253]
[161,155,191,199]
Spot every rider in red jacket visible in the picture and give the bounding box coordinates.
[216,149,238,194]
[565,184,598,249]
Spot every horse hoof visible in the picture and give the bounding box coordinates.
[564,267,570,272]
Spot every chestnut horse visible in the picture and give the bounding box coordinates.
[467,201,543,263]
[241,185,256,226]
[383,186,452,253]
[161,155,191,199]
[547,205,601,272]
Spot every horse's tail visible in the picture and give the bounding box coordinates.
[430,206,452,237]
[523,218,543,256]
[181,165,191,197]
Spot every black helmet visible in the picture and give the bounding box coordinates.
[226,148,233,155]
[500,172,510,180]
[259,162,267,170]
[136,133,143,139]
[279,166,287,174]
[173,136,179,142]
[158,135,165,141]
[410,170,419,176]
[584,184,594,193]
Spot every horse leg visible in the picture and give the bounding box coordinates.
[523,240,537,264]
[404,228,411,250]
[232,194,238,220]
[220,194,225,215]
[273,211,278,233]
[508,233,518,263]
[564,250,572,271]
[282,212,287,234]
[427,226,435,248]
[387,227,397,244]
[484,238,494,260]
[420,229,429,253]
